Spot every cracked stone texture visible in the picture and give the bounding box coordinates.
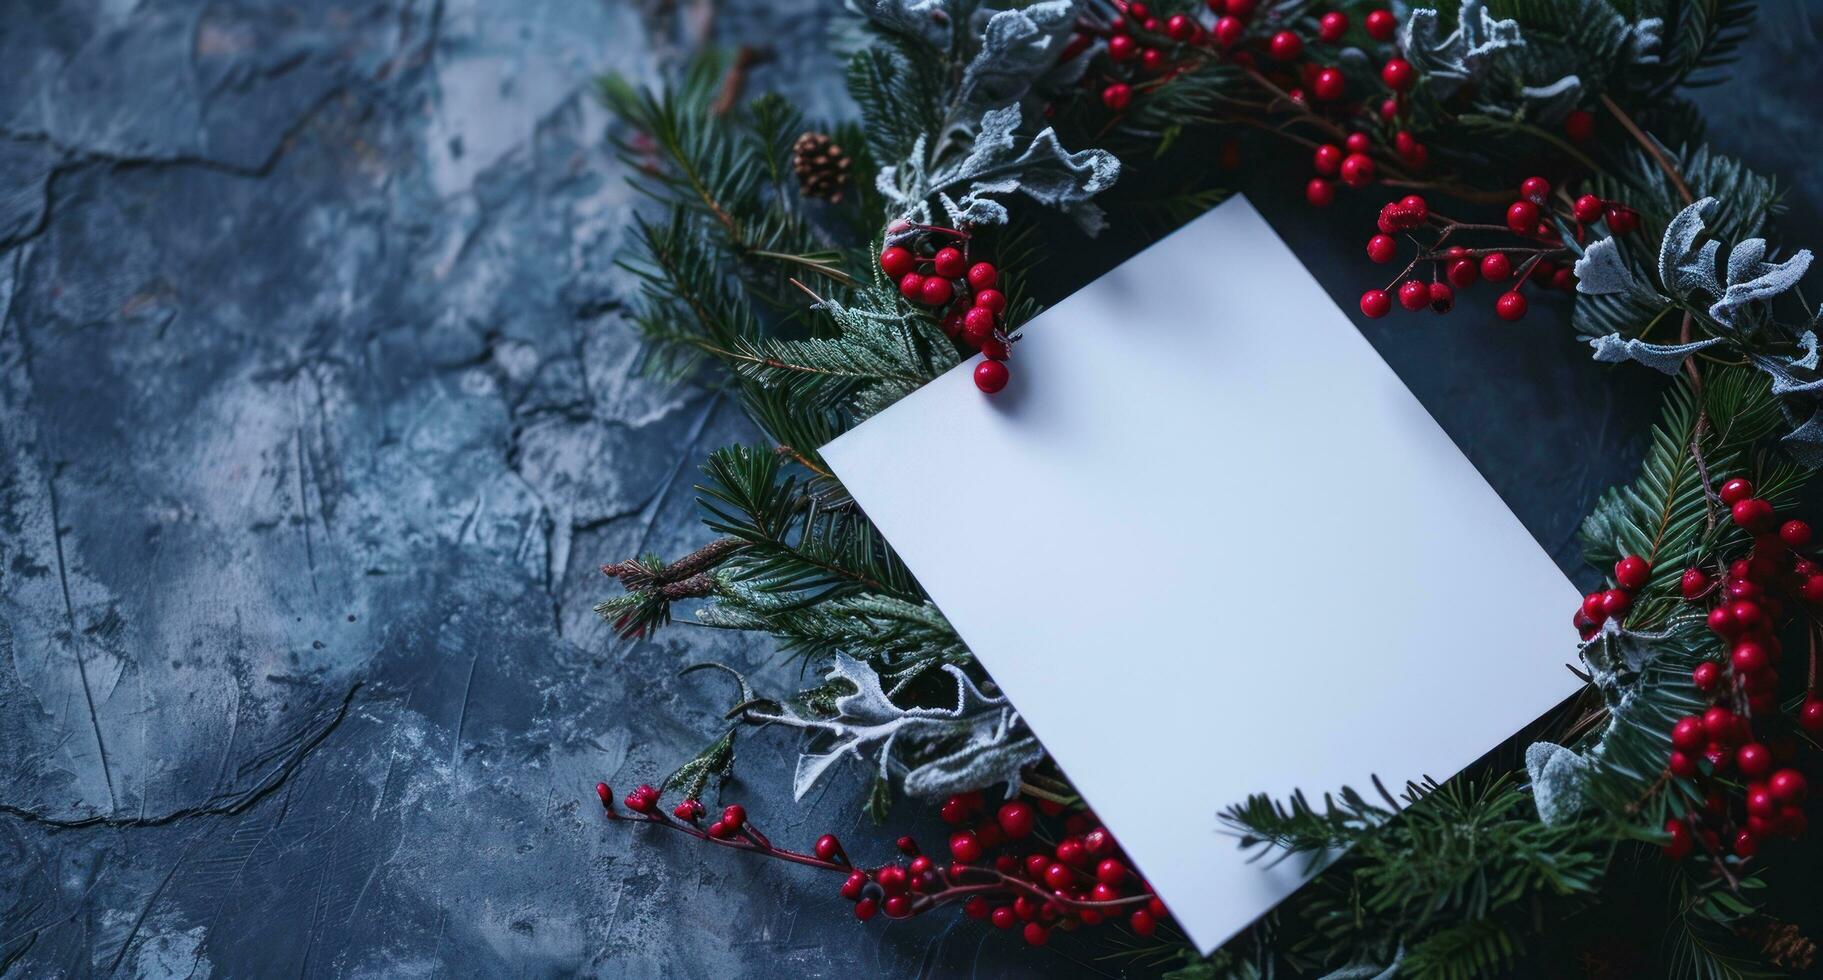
[0,0,1817,977]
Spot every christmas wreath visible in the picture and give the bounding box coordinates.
[591,0,1823,975]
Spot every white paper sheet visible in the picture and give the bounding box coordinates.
[819,195,1583,954]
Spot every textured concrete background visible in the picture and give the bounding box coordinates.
[1,1,1818,977]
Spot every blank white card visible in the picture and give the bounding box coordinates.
[820,195,1583,954]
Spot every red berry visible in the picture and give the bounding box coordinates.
[1781,520,1812,547]
[1732,640,1769,674]
[1598,589,1630,618]
[1339,152,1374,188]
[1738,742,1773,778]
[1731,599,1763,629]
[1023,922,1048,947]
[919,275,953,306]
[1269,31,1303,61]
[1671,716,1705,750]
[1801,698,1823,733]
[880,246,915,279]
[1505,200,1540,235]
[1573,194,1603,223]
[1312,67,1346,101]
[1359,289,1392,319]
[1364,9,1396,40]
[1380,57,1414,91]
[1380,97,1399,120]
[1213,15,1244,46]
[1480,252,1513,282]
[1166,14,1196,41]
[973,360,1009,394]
[1130,908,1159,936]
[964,896,990,920]
[1366,234,1397,263]
[1519,176,1551,203]
[1081,860,1119,887]
[1704,706,1740,741]
[1614,555,1650,590]
[932,247,966,278]
[1719,477,1754,504]
[897,272,926,301]
[1447,258,1478,288]
[1398,279,1429,311]
[1108,33,1137,62]
[883,894,910,918]
[1606,206,1640,235]
[1043,862,1072,889]
[595,782,613,807]
[949,830,983,863]
[840,870,867,900]
[1771,769,1808,801]
[991,906,1016,929]
[1313,143,1343,175]
[815,834,842,860]
[875,864,908,896]
[1668,751,1699,778]
[1564,109,1595,142]
[1102,83,1132,111]
[1664,818,1693,859]
[1128,1,1150,18]
[1731,498,1775,532]
[974,288,1007,314]
[966,262,997,291]
[1428,281,1454,313]
[1318,11,1348,41]
[1692,661,1721,692]
[1734,830,1758,858]
[997,800,1036,839]
[962,306,997,346]
[1305,177,1337,207]
[854,897,878,920]
[1495,291,1527,321]
[1802,575,1823,603]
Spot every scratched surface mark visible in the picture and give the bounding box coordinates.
[1,0,1819,977]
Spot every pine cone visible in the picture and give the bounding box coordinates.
[1741,919,1817,971]
[792,131,851,203]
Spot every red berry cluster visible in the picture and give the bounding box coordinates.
[1609,476,1823,865]
[879,232,1011,394]
[1066,2,1400,134]
[596,783,1173,947]
[1357,176,1641,323]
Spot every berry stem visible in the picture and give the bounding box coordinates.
[1600,93,1694,207]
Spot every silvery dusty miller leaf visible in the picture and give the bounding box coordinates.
[1587,333,1720,375]
[747,653,1039,799]
[958,1,1079,107]
[1524,741,1590,825]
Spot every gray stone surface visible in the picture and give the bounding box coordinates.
[0,1,1818,977]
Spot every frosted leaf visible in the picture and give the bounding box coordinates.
[1525,741,1590,825]
[1655,197,1812,326]
[884,104,1119,234]
[1518,75,1583,122]
[1587,333,1719,375]
[849,0,952,46]
[743,654,1038,799]
[1710,237,1812,326]
[959,1,1079,107]
[1658,197,1725,298]
[1401,0,1526,87]
[1574,237,1653,298]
